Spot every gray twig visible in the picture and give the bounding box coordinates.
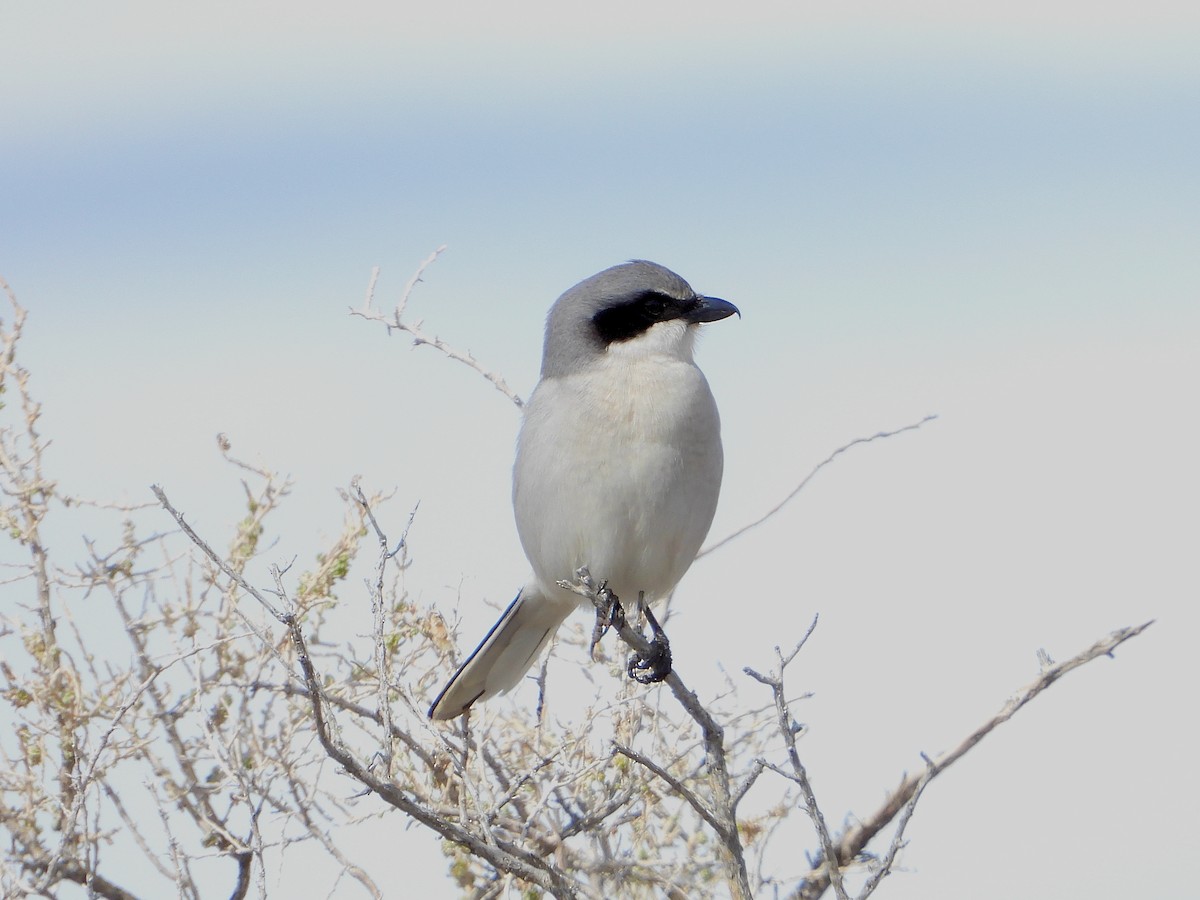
[789,619,1155,900]
[700,415,938,557]
[559,567,753,899]
[350,248,526,409]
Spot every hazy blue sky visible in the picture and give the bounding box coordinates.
[3,3,1197,898]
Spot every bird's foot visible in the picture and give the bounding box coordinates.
[627,604,672,684]
[589,581,625,660]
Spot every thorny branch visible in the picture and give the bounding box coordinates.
[350,247,526,409]
[153,486,589,899]
[784,619,1155,900]
[745,617,848,900]
[3,268,1158,899]
[352,480,412,780]
[560,567,753,900]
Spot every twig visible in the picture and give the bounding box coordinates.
[350,248,525,409]
[152,486,285,621]
[700,416,937,557]
[855,754,936,897]
[53,633,253,873]
[152,487,587,899]
[352,482,409,779]
[745,616,847,900]
[559,567,752,899]
[789,619,1155,900]
[613,744,726,838]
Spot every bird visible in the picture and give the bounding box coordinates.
[428,260,739,720]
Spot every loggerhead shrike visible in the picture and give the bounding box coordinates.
[428,261,738,720]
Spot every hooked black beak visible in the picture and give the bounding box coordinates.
[684,295,741,324]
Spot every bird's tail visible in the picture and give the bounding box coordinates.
[428,588,574,720]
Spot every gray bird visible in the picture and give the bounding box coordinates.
[428,261,738,720]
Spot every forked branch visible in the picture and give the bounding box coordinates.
[786,619,1154,900]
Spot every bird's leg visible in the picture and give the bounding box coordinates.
[589,580,626,661]
[627,592,672,684]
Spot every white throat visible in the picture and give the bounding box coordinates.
[604,319,696,363]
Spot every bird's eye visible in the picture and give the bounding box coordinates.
[643,297,666,319]
[592,291,681,344]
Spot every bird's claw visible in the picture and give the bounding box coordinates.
[589,581,625,660]
[627,604,672,684]
[589,582,671,682]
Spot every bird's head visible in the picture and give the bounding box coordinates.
[541,260,739,377]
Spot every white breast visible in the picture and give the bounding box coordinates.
[513,332,723,607]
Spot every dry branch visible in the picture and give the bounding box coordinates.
[350,248,525,408]
[790,619,1154,900]
[2,268,1157,900]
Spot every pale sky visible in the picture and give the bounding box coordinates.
[2,2,1197,898]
